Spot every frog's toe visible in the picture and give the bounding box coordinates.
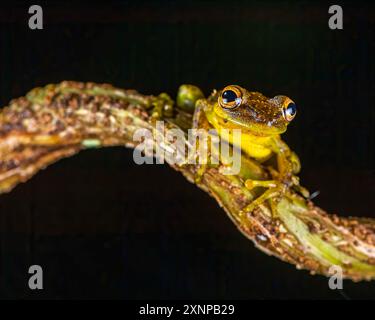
[244,179,278,190]
[241,187,282,214]
[298,185,310,198]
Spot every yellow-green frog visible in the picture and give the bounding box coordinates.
[176,84,309,214]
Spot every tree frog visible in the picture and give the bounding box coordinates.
[176,84,309,214]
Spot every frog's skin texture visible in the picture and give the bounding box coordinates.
[177,84,308,216]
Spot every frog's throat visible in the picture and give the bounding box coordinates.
[206,110,282,138]
[205,114,275,160]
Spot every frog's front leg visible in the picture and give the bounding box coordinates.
[272,139,309,197]
[190,98,215,183]
[152,84,209,183]
[241,138,308,215]
[253,139,307,193]
[174,85,211,182]
[190,96,238,184]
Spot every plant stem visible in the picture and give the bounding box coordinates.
[0,81,374,281]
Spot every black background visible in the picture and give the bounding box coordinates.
[0,0,374,299]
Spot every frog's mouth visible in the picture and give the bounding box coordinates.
[218,114,286,137]
[222,108,287,136]
[241,122,286,137]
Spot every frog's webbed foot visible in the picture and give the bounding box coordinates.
[240,174,298,215]
[266,163,309,199]
[241,178,285,214]
[240,174,309,221]
[239,184,283,224]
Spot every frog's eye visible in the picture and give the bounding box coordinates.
[219,85,242,109]
[283,102,297,121]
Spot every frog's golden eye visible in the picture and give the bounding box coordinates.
[283,102,297,121]
[219,86,242,109]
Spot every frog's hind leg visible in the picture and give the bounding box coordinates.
[240,175,286,218]
[239,186,282,220]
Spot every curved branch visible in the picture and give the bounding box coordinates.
[1,81,374,281]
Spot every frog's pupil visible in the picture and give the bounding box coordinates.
[287,103,296,116]
[222,90,237,104]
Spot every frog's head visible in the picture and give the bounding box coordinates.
[212,85,297,136]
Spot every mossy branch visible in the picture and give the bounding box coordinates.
[1,81,374,281]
